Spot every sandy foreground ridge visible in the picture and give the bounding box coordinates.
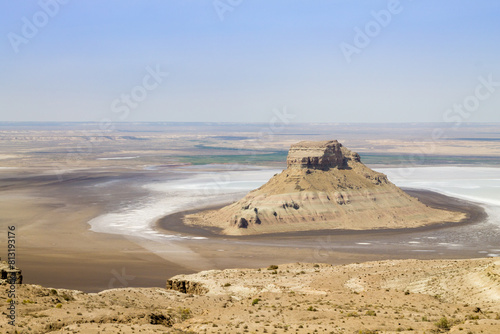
[1,258,499,333]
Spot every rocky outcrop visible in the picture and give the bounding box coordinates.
[149,313,173,326]
[166,279,208,295]
[0,261,22,284]
[185,140,465,235]
[286,140,360,170]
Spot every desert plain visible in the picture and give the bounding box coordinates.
[1,122,500,333]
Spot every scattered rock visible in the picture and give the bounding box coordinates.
[166,279,208,295]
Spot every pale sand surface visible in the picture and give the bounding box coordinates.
[0,167,490,293]
[0,170,194,292]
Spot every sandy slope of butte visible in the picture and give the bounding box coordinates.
[186,140,465,235]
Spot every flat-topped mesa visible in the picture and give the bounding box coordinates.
[286,140,360,170]
[185,139,465,235]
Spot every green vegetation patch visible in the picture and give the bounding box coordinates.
[177,152,287,165]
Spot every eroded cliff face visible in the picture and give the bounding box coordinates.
[0,261,22,285]
[166,279,208,295]
[185,140,465,235]
[286,140,358,170]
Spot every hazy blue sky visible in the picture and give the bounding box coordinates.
[1,0,499,123]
